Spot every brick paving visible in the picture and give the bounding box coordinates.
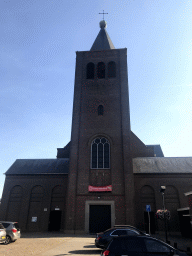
[0,232,191,256]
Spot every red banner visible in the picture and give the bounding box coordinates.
[88,185,112,192]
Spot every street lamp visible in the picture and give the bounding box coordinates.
[160,186,168,242]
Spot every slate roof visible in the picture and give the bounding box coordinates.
[133,157,192,174]
[90,27,115,51]
[146,144,164,157]
[5,159,69,175]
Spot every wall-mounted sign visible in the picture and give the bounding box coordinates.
[31,217,37,222]
[88,185,112,192]
[55,208,60,210]
[44,208,47,211]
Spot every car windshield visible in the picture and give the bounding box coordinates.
[104,229,114,235]
[127,230,139,236]
[1,223,10,228]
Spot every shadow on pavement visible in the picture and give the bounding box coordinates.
[22,232,95,239]
[68,250,101,254]
[84,245,97,248]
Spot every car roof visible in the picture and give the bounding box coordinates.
[114,225,145,232]
[111,227,144,233]
[102,228,133,234]
[98,226,146,235]
[114,225,140,229]
[106,227,140,231]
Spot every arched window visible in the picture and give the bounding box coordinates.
[91,137,110,169]
[97,62,105,79]
[108,61,116,78]
[86,62,94,79]
[164,186,180,232]
[98,105,104,115]
[7,186,23,221]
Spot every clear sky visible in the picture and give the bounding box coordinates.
[0,0,192,198]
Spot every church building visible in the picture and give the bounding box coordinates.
[0,20,192,235]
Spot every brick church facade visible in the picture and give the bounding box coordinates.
[1,20,192,235]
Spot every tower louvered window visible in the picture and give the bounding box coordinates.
[91,137,110,169]
[97,62,105,79]
[108,61,116,78]
[86,62,95,79]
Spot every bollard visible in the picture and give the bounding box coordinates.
[167,240,170,244]
[174,242,177,249]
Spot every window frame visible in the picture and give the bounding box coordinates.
[110,229,127,237]
[91,137,110,169]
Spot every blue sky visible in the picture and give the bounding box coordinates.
[0,0,192,198]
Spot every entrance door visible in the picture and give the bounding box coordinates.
[178,210,192,237]
[89,205,111,233]
[48,210,62,231]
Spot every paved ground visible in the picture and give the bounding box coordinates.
[0,233,101,256]
[0,232,191,256]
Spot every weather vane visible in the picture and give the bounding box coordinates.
[99,10,108,20]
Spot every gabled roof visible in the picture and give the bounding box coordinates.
[90,20,115,51]
[5,159,69,175]
[133,157,192,174]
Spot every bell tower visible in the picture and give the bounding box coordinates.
[65,20,135,233]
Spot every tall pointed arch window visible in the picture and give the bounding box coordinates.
[97,62,105,79]
[86,62,95,79]
[91,137,110,169]
[108,61,116,78]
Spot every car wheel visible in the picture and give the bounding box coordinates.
[4,236,11,245]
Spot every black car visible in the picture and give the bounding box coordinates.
[101,235,188,256]
[95,226,148,249]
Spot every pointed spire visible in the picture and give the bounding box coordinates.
[90,20,115,51]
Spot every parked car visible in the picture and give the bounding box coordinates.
[0,223,6,244]
[1,221,21,244]
[95,226,148,249]
[113,225,149,235]
[101,235,188,256]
